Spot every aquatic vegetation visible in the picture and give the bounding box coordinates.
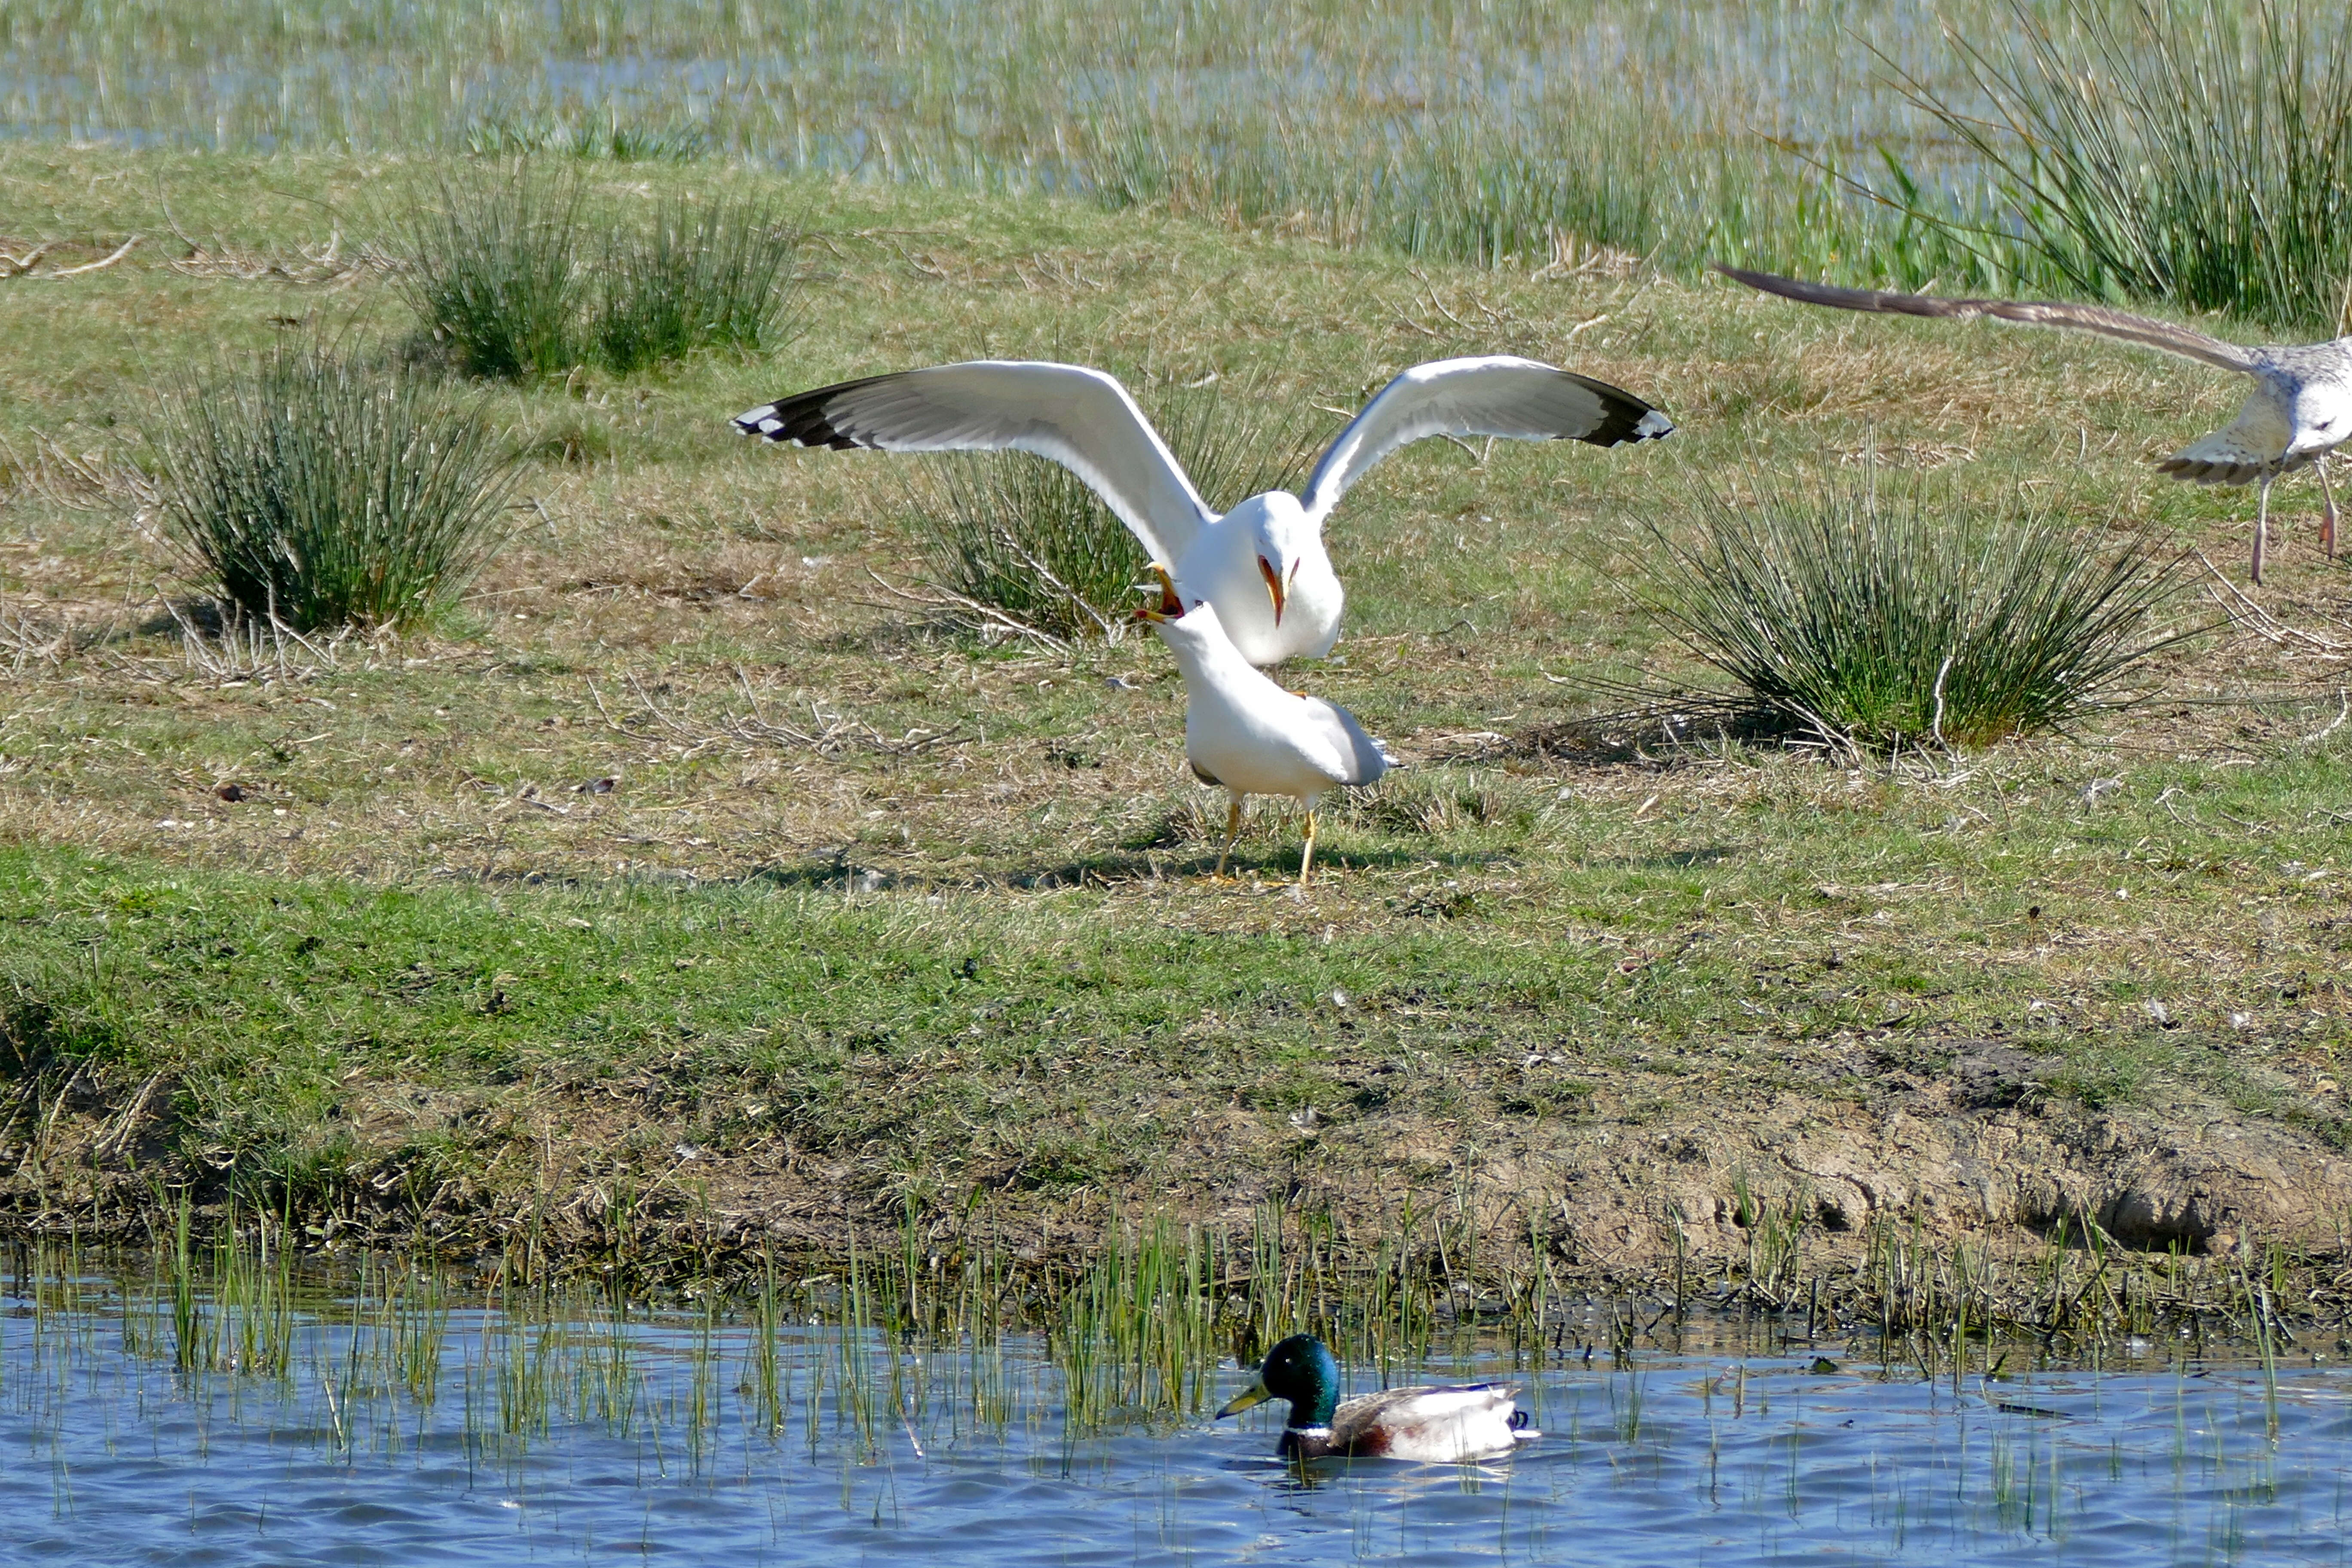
[0,0,2088,292]
[1899,0,2352,337]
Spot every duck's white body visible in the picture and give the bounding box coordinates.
[1218,1333,1538,1462]
[736,357,1672,665]
[1319,1384,1537,1463]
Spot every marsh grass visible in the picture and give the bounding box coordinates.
[394,167,583,381]
[395,168,801,379]
[916,377,1322,641]
[5,0,2085,290]
[589,195,805,376]
[1902,0,2352,336]
[153,343,523,632]
[1640,467,2198,752]
[464,109,711,163]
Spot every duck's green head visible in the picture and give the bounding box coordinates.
[1216,1334,1341,1428]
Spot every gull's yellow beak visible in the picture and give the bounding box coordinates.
[1217,1377,1274,1419]
[1134,563,1184,623]
[1258,555,1286,626]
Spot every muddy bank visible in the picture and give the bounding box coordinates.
[5,1039,2348,1305]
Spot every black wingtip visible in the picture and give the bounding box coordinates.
[730,372,900,449]
[1570,374,1674,447]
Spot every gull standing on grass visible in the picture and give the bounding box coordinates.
[1719,265,2352,584]
[734,356,1673,665]
[1134,569,1390,885]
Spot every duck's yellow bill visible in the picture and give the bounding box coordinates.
[1217,1378,1274,1418]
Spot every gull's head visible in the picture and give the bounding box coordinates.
[1133,562,1188,625]
[1133,564,1228,655]
[1235,491,1312,626]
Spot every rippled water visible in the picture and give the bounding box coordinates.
[3,1271,2349,1567]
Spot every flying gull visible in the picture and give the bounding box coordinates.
[735,356,1672,664]
[1719,264,2351,583]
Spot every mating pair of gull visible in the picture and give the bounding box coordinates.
[738,355,1674,881]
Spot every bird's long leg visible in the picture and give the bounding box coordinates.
[2253,475,2272,585]
[1215,794,1243,877]
[1298,809,1318,887]
[2321,457,2340,560]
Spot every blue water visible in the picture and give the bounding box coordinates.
[3,1281,2349,1566]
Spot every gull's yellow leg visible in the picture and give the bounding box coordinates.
[1298,809,1318,886]
[1215,794,1243,877]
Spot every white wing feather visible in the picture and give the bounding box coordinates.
[735,361,1216,565]
[1300,356,1671,520]
[1298,698,1394,787]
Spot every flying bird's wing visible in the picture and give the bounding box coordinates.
[1716,266,2259,374]
[735,361,1216,565]
[1300,356,1672,521]
[2155,381,2297,483]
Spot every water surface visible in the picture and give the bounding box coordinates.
[3,1270,2348,1565]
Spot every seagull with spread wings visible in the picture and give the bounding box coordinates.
[735,356,1672,665]
[1718,265,2352,584]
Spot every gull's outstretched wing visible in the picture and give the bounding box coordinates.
[1716,266,2260,374]
[736,361,1215,565]
[2156,382,2298,483]
[1300,356,1672,521]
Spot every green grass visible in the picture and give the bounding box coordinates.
[153,342,524,631]
[1641,466,2199,751]
[393,166,584,381]
[1,145,2349,1283]
[395,166,802,380]
[587,193,804,377]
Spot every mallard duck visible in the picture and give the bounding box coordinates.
[1216,1334,1538,1461]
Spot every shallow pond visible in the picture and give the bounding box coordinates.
[3,1264,2349,1566]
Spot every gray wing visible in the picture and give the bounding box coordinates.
[2154,379,2297,482]
[735,361,1216,565]
[1300,356,1672,521]
[1717,266,2260,374]
[1301,698,1394,786]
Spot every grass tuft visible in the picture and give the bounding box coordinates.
[916,377,1322,641]
[1639,465,2197,752]
[1904,0,2352,336]
[153,343,524,632]
[590,195,805,377]
[394,166,801,379]
[393,165,584,381]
